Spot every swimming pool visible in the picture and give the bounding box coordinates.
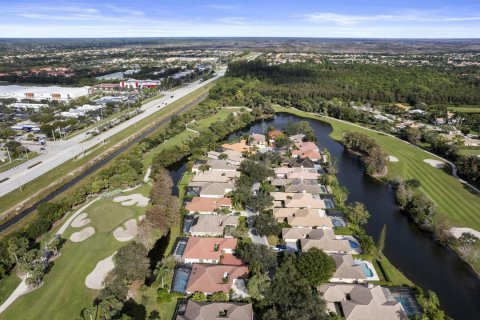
[389,288,423,317]
[324,199,335,209]
[358,262,374,277]
[348,239,359,249]
[175,241,187,256]
[171,268,191,293]
[183,219,193,234]
[331,217,346,228]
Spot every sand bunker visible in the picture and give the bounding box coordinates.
[388,156,399,162]
[450,227,480,239]
[113,219,138,242]
[423,159,445,168]
[85,253,115,289]
[71,212,91,228]
[70,227,95,242]
[113,194,149,207]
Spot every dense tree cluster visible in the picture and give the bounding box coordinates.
[232,159,274,211]
[138,168,180,249]
[227,60,480,106]
[395,179,438,232]
[343,131,387,175]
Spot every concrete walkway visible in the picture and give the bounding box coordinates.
[0,276,28,314]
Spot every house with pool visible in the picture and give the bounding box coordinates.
[329,253,379,283]
[182,237,241,265]
[318,283,407,320]
[282,228,360,254]
[185,264,249,295]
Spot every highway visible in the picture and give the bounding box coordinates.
[0,68,225,198]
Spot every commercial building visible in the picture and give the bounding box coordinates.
[0,85,90,101]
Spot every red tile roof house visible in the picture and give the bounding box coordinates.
[182,237,240,264]
[267,130,284,145]
[291,141,322,161]
[185,197,232,214]
[186,264,249,295]
[248,133,267,147]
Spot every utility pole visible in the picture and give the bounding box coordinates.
[17,176,23,192]
[5,146,12,163]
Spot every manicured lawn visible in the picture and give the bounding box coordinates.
[189,108,236,132]
[459,148,480,157]
[374,254,413,286]
[447,106,480,113]
[0,272,21,305]
[142,108,236,169]
[0,186,150,320]
[274,106,480,231]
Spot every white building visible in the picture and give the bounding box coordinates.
[60,104,103,118]
[8,103,48,111]
[0,85,90,101]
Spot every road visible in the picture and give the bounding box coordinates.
[0,68,225,198]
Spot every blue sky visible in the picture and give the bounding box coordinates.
[1,0,480,38]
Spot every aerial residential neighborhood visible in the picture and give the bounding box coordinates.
[0,1,480,320]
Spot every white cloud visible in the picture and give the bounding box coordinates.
[207,4,240,11]
[298,11,480,25]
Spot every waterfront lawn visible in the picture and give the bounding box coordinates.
[274,106,480,232]
[0,186,149,320]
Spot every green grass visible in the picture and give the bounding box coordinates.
[447,106,480,113]
[0,186,150,320]
[373,254,413,286]
[189,108,235,131]
[274,106,480,231]
[0,153,40,174]
[143,130,197,168]
[142,108,236,169]
[459,148,480,157]
[0,271,21,305]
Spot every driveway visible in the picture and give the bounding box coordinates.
[246,214,269,246]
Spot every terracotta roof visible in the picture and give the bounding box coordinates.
[186,264,248,294]
[183,237,237,261]
[177,301,253,320]
[186,197,232,213]
[250,133,266,143]
[267,130,283,139]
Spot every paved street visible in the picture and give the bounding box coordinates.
[0,68,225,197]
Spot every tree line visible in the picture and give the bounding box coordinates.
[227,60,480,106]
[343,131,387,175]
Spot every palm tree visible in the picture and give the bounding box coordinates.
[155,263,170,288]
[80,307,95,320]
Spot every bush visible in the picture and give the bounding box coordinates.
[24,218,51,239]
[156,287,172,303]
[190,291,207,302]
